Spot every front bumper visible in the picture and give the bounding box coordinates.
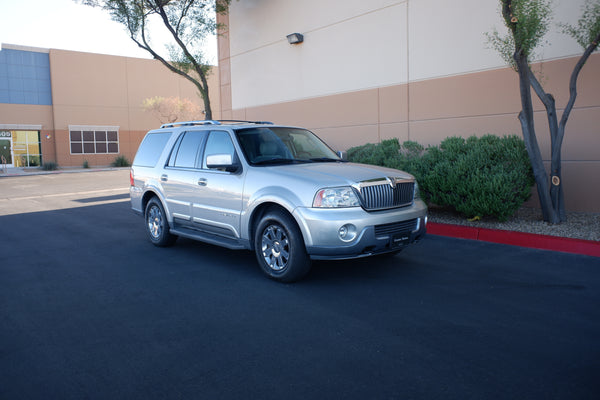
[293,200,427,260]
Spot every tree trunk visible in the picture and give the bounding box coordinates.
[550,155,565,221]
[514,52,560,223]
[196,70,213,120]
[528,73,565,222]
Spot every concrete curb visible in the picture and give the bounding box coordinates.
[428,222,600,258]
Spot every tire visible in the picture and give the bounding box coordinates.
[254,210,311,282]
[145,197,177,247]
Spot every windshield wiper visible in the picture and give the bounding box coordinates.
[253,158,310,165]
[309,157,343,162]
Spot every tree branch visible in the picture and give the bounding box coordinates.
[527,66,559,146]
[559,30,600,136]
[154,2,209,94]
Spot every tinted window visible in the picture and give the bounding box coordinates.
[203,131,235,169]
[170,131,206,169]
[133,132,172,167]
[236,127,338,165]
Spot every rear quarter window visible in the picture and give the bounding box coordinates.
[133,132,172,167]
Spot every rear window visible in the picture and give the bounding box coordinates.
[133,132,172,167]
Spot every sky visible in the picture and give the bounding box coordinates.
[0,0,218,63]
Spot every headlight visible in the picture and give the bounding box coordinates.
[313,187,360,208]
[414,181,421,200]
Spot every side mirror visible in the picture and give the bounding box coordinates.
[206,154,240,173]
[336,150,348,161]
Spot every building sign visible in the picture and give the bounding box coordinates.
[0,131,11,138]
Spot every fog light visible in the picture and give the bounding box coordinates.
[338,224,357,242]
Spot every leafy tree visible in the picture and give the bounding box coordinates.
[79,0,231,120]
[142,96,202,123]
[487,0,600,223]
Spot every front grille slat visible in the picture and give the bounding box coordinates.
[357,179,414,211]
[374,219,418,238]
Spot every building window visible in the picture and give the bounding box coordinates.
[69,125,119,154]
[0,46,52,106]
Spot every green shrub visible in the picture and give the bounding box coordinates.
[347,138,425,171]
[111,155,130,167]
[42,161,58,171]
[83,160,90,169]
[28,156,40,167]
[347,138,403,169]
[419,135,534,221]
[347,135,534,221]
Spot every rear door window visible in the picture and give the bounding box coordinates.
[168,130,207,169]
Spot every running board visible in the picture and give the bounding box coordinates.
[170,227,250,250]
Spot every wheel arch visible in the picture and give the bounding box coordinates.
[141,189,160,215]
[141,189,172,226]
[247,202,305,250]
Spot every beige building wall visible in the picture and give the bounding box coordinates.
[1,45,219,168]
[219,0,600,212]
[49,49,219,167]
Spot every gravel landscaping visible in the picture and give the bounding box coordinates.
[429,206,600,242]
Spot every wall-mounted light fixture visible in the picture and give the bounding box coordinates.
[286,33,304,44]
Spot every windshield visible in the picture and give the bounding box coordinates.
[235,127,342,166]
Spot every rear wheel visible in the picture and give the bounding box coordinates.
[145,197,177,247]
[254,210,311,282]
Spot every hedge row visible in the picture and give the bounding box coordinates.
[347,135,534,221]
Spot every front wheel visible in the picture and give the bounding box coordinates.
[254,210,311,282]
[145,197,177,247]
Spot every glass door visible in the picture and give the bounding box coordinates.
[13,131,42,167]
[0,131,13,168]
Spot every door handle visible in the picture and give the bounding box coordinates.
[160,174,168,182]
[198,178,207,186]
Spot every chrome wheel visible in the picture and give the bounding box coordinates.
[254,210,311,282]
[144,197,177,247]
[261,225,290,271]
[147,204,164,240]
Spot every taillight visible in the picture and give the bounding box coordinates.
[130,169,134,186]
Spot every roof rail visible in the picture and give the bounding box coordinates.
[217,120,274,125]
[160,120,221,129]
[159,120,273,129]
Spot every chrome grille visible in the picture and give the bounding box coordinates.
[356,178,414,210]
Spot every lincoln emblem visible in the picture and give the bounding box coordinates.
[386,177,396,188]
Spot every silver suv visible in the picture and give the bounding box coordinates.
[130,120,427,282]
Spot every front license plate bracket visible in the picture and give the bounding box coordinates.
[391,233,410,248]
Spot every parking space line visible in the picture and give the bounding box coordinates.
[1,187,129,201]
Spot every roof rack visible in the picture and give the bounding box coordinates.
[160,120,273,129]
[160,120,220,129]
[218,120,274,125]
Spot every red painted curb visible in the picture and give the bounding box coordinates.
[427,222,600,258]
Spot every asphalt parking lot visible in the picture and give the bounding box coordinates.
[1,170,599,399]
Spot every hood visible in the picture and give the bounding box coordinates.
[266,162,414,186]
